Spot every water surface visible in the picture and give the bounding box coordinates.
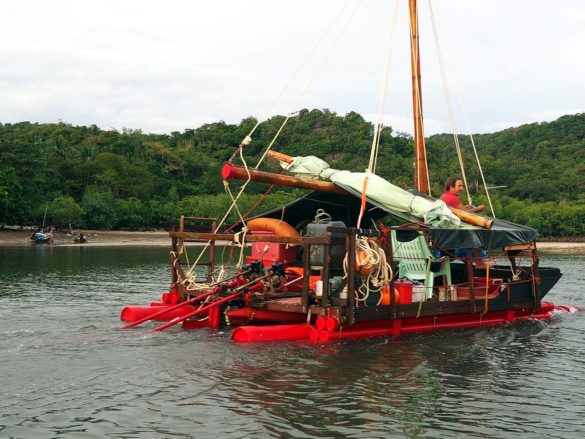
[1,246,583,438]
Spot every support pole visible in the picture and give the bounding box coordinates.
[301,242,310,313]
[531,242,542,309]
[409,0,429,194]
[466,249,476,313]
[347,228,357,326]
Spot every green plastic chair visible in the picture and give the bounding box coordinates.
[391,230,451,300]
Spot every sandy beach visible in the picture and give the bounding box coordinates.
[0,229,171,247]
[534,242,585,255]
[1,229,584,254]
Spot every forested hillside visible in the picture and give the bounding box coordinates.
[1,110,583,235]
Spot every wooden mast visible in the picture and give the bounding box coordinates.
[409,0,429,194]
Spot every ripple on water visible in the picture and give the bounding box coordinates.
[0,249,584,438]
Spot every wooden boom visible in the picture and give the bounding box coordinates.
[224,156,493,229]
[221,162,347,195]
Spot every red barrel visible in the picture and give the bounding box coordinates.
[394,280,413,304]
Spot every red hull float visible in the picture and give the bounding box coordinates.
[121,297,578,343]
[231,302,577,343]
[121,304,195,322]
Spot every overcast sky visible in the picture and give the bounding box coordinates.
[1,0,583,136]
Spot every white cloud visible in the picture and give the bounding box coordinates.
[0,0,583,135]
[485,108,585,133]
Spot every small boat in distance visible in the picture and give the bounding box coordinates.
[32,206,53,244]
[31,228,53,244]
[73,232,87,244]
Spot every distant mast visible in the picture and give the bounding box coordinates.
[409,0,429,194]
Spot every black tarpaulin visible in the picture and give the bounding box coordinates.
[249,190,537,250]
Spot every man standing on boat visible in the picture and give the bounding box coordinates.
[440,177,485,213]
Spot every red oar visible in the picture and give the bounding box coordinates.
[149,274,270,332]
[120,271,249,330]
[120,289,215,330]
[149,290,244,332]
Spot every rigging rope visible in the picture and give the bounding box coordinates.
[427,0,471,204]
[356,175,369,228]
[456,95,497,217]
[237,0,355,148]
[428,0,496,216]
[368,0,399,174]
[184,147,252,276]
[182,0,363,276]
[254,0,364,170]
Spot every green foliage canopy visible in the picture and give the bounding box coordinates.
[1,112,583,236]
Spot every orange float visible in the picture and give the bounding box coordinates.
[285,266,321,291]
[380,285,400,305]
[246,217,300,238]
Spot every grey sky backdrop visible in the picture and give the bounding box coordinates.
[1,0,583,136]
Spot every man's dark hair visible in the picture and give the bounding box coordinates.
[444,176,463,192]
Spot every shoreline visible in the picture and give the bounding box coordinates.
[1,229,585,254]
[0,229,171,247]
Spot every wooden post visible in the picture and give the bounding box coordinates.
[531,242,542,309]
[171,236,179,284]
[301,242,310,313]
[385,229,396,318]
[409,0,428,194]
[223,161,493,229]
[222,162,346,194]
[347,228,357,326]
[466,249,476,313]
[208,219,217,282]
[321,242,331,307]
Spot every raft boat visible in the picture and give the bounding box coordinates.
[120,1,573,340]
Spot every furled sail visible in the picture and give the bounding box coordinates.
[282,155,461,228]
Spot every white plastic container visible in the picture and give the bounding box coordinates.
[412,284,425,302]
[315,280,323,297]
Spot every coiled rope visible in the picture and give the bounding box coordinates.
[344,237,393,306]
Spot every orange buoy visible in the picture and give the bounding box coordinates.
[381,285,399,305]
[246,217,300,238]
[285,266,321,292]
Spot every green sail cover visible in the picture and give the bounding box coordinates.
[283,155,462,228]
[261,155,538,250]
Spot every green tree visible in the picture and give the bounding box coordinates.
[81,188,117,229]
[0,167,28,226]
[47,196,84,228]
[116,198,144,230]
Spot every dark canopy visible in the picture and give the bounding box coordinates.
[251,189,537,251]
